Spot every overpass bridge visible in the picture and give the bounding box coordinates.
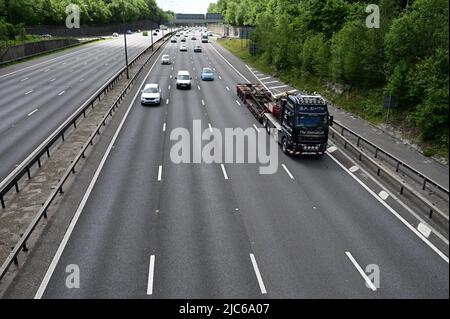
[174,13,223,25]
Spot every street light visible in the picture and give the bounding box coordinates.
[122,0,130,79]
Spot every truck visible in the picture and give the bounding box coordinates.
[236,83,334,156]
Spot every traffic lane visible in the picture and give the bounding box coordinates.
[284,155,449,298]
[41,43,174,298]
[0,33,162,118]
[199,43,449,297]
[190,52,377,298]
[0,32,162,86]
[153,47,261,298]
[0,33,168,181]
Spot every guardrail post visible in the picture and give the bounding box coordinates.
[422,179,427,190]
[12,248,18,265]
[377,168,380,176]
[37,157,41,168]
[27,168,31,179]
[14,180,19,193]
[61,132,65,142]
[396,161,400,172]
[429,209,433,219]
[400,186,404,195]
[357,137,360,147]
[374,148,378,158]
[1,195,5,209]
[20,234,28,252]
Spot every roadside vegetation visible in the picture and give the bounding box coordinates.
[211,0,449,159]
[0,0,174,47]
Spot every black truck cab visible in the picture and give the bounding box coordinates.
[278,94,333,156]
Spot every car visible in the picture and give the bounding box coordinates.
[207,32,213,37]
[161,54,171,65]
[141,83,161,105]
[153,32,158,36]
[176,33,181,37]
[180,45,187,52]
[126,30,133,34]
[191,36,197,40]
[112,32,119,37]
[201,67,214,81]
[155,29,160,32]
[171,37,177,43]
[181,37,186,42]
[194,45,202,52]
[176,70,192,89]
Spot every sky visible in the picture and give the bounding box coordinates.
[157,0,217,14]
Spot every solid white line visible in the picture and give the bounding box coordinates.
[208,123,213,133]
[281,164,294,180]
[327,152,449,263]
[158,165,162,181]
[20,77,29,82]
[235,100,241,106]
[210,44,250,83]
[58,91,65,96]
[220,164,229,180]
[163,123,166,132]
[345,251,377,291]
[250,253,267,294]
[27,109,38,116]
[34,47,167,299]
[253,124,261,133]
[147,255,155,295]
[25,90,33,95]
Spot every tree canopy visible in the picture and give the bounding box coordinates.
[213,0,449,149]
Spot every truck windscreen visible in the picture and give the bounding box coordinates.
[296,115,327,128]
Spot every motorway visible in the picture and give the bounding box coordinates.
[25,34,449,298]
[0,30,166,183]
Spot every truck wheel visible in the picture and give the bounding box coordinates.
[282,138,289,155]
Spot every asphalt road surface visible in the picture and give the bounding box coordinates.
[11,35,449,298]
[0,31,166,183]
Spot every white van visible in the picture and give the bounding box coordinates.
[175,70,192,89]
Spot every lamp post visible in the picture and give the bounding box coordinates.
[122,0,129,79]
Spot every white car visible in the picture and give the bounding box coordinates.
[112,32,119,37]
[175,70,192,89]
[180,45,187,52]
[141,83,161,105]
[162,54,171,65]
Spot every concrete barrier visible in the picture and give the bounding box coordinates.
[0,38,81,64]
